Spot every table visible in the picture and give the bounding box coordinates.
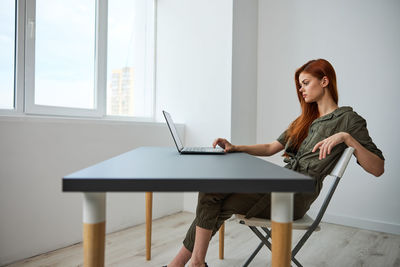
[63,147,314,267]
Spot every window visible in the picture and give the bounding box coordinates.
[0,0,16,109]
[107,0,155,118]
[34,0,96,109]
[1,0,155,120]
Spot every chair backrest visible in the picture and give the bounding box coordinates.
[308,147,355,231]
[330,147,355,178]
[291,147,355,257]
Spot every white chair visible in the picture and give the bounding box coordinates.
[219,147,355,267]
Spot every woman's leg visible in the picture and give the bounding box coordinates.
[168,193,269,266]
[167,246,192,267]
[182,193,232,253]
[190,226,212,267]
[168,193,230,267]
[169,193,230,267]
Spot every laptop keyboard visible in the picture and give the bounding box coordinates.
[184,147,224,153]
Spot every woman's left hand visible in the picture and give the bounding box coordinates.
[312,132,349,160]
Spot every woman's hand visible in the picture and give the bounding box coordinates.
[213,138,236,153]
[312,132,349,160]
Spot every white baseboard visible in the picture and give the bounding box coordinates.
[307,210,400,235]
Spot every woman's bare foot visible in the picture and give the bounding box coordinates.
[189,261,208,267]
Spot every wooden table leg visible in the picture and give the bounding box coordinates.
[83,193,106,267]
[145,192,153,261]
[219,222,225,259]
[271,192,293,267]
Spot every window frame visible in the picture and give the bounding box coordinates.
[0,0,156,121]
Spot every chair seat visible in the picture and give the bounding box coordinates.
[234,214,321,231]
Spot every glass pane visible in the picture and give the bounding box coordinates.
[35,0,95,109]
[0,0,15,109]
[107,0,152,117]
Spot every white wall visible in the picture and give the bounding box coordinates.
[155,0,234,212]
[258,0,400,234]
[231,0,258,145]
[0,117,183,265]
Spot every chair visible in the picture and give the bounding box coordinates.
[218,147,355,266]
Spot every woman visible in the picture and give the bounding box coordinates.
[165,59,385,267]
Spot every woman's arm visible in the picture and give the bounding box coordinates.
[234,141,285,156]
[312,132,384,177]
[213,138,284,157]
[343,133,385,177]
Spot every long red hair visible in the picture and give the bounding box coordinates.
[285,59,338,152]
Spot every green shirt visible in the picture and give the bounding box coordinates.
[277,106,384,214]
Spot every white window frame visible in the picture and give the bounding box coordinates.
[0,0,156,121]
[15,0,25,115]
[24,0,106,117]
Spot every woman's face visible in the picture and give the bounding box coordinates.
[298,72,328,103]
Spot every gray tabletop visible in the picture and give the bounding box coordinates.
[63,147,314,193]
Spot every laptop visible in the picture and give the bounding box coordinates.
[163,110,225,154]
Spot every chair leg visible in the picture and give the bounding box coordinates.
[292,257,303,267]
[288,224,318,267]
[249,226,272,250]
[261,227,272,239]
[240,226,272,266]
[245,226,304,267]
[292,227,315,257]
[219,222,225,259]
[242,241,264,267]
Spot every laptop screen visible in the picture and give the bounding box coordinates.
[163,111,184,151]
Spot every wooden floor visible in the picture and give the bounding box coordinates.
[7,212,400,267]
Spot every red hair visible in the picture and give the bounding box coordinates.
[285,59,338,152]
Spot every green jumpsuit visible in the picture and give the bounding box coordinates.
[183,106,385,252]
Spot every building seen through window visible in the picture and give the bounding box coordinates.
[106,0,154,118]
[108,67,135,116]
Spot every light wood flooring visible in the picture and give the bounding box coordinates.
[7,212,400,267]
